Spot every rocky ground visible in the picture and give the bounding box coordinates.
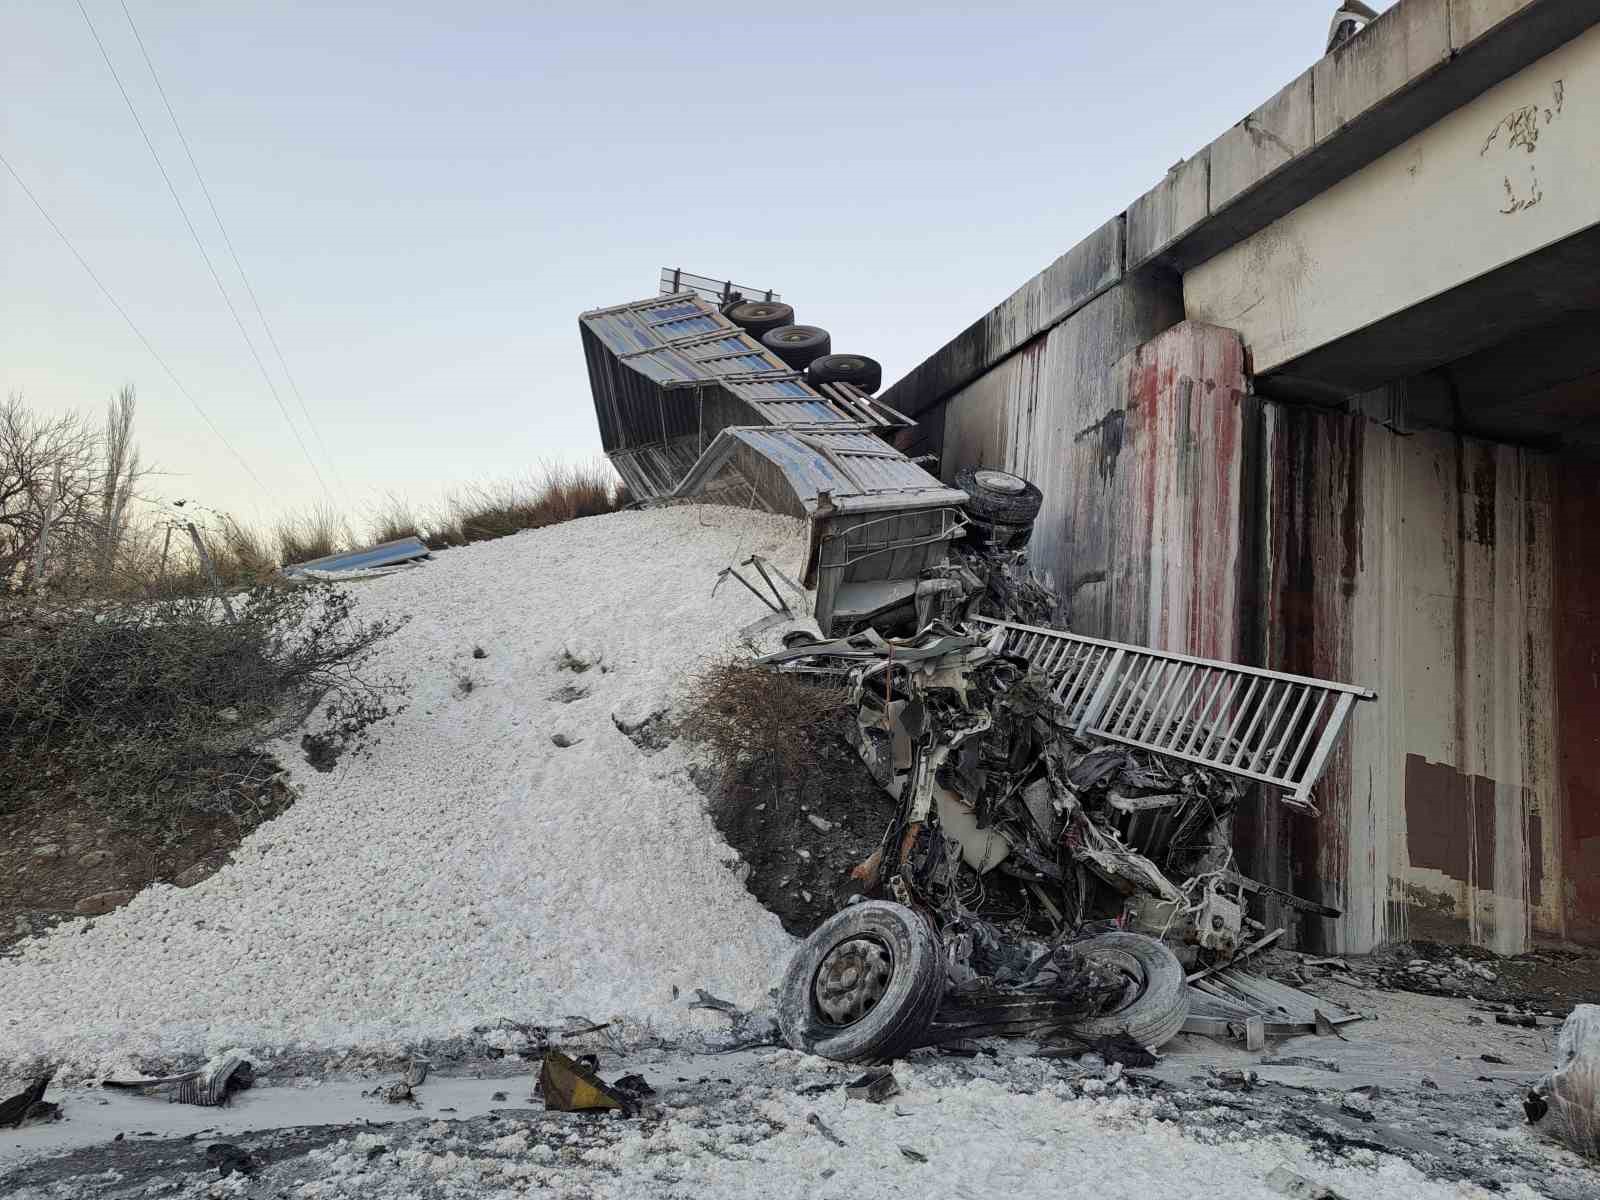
[0,758,295,956]
[4,507,1595,1197]
[4,991,1595,1200]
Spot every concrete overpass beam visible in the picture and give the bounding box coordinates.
[1185,23,1600,396]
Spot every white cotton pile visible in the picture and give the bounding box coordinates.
[0,506,804,1076]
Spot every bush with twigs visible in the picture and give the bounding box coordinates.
[678,654,856,800]
[0,583,406,830]
[1,388,150,597]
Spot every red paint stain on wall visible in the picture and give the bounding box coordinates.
[1259,408,1364,927]
[1403,754,1541,904]
[1554,459,1600,941]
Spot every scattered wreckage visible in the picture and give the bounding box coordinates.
[583,271,1377,1063]
[738,488,1375,1063]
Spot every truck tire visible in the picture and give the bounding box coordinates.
[955,466,1043,525]
[1062,932,1189,1049]
[761,325,832,369]
[725,301,794,337]
[806,354,883,394]
[778,901,944,1062]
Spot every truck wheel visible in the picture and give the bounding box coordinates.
[806,354,883,394]
[955,466,1043,525]
[1063,932,1189,1049]
[725,301,794,336]
[778,901,944,1062]
[761,325,832,369]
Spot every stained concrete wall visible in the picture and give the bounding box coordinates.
[933,319,1596,952]
[941,321,1252,661]
[936,279,1185,609]
[1554,466,1600,945]
[1248,407,1600,953]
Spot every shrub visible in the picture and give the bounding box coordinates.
[679,655,854,793]
[0,583,405,825]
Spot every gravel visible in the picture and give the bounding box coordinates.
[0,506,804,1078]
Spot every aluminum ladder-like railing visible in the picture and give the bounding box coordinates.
[970,617,1376,811]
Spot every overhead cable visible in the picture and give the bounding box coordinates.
[75,0,334,502]
[1,147,270,496]
[118,0,346,498]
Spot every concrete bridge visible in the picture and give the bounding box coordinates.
[881,0,1600,954]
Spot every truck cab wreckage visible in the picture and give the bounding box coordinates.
[583,272,1377,1062]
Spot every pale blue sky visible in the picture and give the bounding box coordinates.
[2,1,1383,527]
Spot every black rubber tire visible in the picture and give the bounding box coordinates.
[1062,932,1190,1049]
[806,354,883,394]
[955,466,1043,524]
[778,901,944,1062]
[781,629,820,649]
[724,300,795,337]
[761,325,832,370]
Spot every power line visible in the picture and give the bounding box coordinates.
[118,0,346,499]
[0,147,271,497]
[74,0,335,504]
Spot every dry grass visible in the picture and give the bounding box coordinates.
[435,460,624,547]
[367,493,425,547]
[20,459,625,600]
[679,655,853,790]
[274,504,353,568]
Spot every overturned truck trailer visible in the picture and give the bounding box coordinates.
[580,278,968,636]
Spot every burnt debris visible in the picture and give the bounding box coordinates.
[754,468,1374,1062]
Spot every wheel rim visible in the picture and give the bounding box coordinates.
[974,469,1026,494]
[813,936,893,1026]
[1082,946,1147,1012]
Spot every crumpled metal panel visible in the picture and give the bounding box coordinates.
[695,350,780,375]
[638,298,703,322]
[803,432,949,493]
[650,313,723,340]
[610,436,704,499]
[582,308,664,355]
[726,378,815,400]
[681,334,754,357]
[746,399,848,424]
[727,428,857,502]
[284,536,431,575]
[626,347,702,383]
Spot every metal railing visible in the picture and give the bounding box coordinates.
[971,617,1376,811]
[658,267,780,305]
